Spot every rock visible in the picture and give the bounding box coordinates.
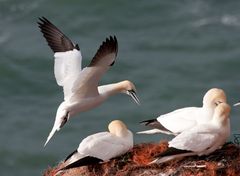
[43,141,240,176]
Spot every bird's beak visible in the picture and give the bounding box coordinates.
[127,90,140,105]
[234,101,240,106]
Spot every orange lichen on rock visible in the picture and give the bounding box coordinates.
[131,141,168,165]
[43,142,240,176]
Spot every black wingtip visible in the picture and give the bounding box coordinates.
[37,17,79,53]
[65,149,78,162]
[61,156,103,171]
[140,119,157,125]
[140,119,174,134]
[103,35,118,57]
[106,35,118,66]
[89,35,118,67]
[155,147,192,158]
[75,44,80,50]
[113,35,118,53]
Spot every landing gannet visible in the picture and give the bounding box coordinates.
[151,102,231,164]
[38,17,140,146]
[138,88,226,135]
[58,120,133,172]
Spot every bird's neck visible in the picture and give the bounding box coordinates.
[98,82,124,97]
[201,105,214,116]
[212,116,227,128]
[202,103,214,110]
[115,129,132,138]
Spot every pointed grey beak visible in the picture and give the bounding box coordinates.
[127,90,140,105]
[234,101,240,107]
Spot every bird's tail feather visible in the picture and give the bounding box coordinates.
[150,152,197,164]
[137,129,175,135]
[44,124,59,147]
[59,156,103,172]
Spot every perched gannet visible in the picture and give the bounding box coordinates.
[138,88,226,135]
[58,120,133,172]
[38,17,140,146]
[151,102,231,164]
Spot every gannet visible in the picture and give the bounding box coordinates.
[58,120,133,172]
[38,17,140,146]
[152,102,231,164]
[138,88,226,135]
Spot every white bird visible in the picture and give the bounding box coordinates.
[138,88,226,135]
[58,120,133,172]
[152,102,231,164]
[38,17,140,146]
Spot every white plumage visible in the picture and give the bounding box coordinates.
[60,120,133,171]
[152,102,231,164]
[138,88,226,135]
[38,17,140,146]
[72,132,132,162]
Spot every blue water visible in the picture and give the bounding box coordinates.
[1,0,240,175]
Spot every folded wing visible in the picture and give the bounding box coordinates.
[78,132,130,161]
[156,107,200,134]
[168,125,218,152]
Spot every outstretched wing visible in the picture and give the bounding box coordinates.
[71,36,118,99]
[38,17,79,52]
[38,17,82,100]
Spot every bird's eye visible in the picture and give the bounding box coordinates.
[215,101,222,106]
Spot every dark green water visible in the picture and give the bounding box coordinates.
[1,0,240,175]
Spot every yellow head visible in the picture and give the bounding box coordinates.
[120,80,137,92]
[119,80,140,105]
[202,88,227,108]
[108,120,129,137]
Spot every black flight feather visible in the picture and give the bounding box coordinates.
[89,36,118,67]
[65,149,78,162]
[38,17,79,53]
[140,119,173,134]
[61,156,103,171]
[155,147,192,158]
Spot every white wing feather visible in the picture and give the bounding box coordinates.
[54,49,82,100]
[157,107,203,133]
[78,132,133,161]
[169,124,219,152]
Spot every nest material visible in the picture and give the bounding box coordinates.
[43,141,240,176]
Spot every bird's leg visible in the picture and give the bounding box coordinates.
[60,111,70,128]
